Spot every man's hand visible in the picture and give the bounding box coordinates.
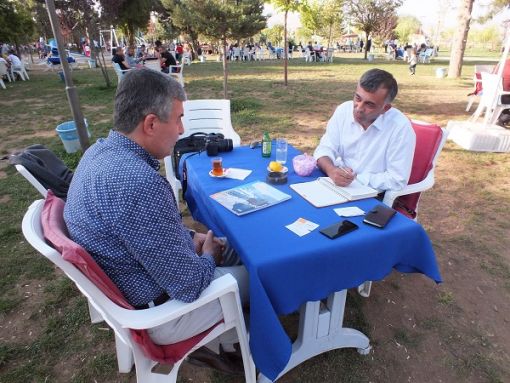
[328,167,355,187]
[193,232,206,254]
[202,230,224,265]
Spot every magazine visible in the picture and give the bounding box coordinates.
[211,181,291,216]
[290,177,378,208]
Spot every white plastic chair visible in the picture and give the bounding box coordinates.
[181,52,191,66]
[22,199,256,383]
[113,62,130,83]
[418,48,434,64]
[470,72,510,125]
[0,61,12,89]
[11,61,29,81]
[14,163,104,324]
[325,48,334,63]
[164,99,241,200]
[255,47,265,61]
[168,65,184,87]
[304,47,315,63]
[358,120,448,298]
[466,65,494,112]
[242,47,251,61]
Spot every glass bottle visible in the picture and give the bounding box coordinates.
[262,131,271,157]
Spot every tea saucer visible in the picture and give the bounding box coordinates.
[266,165,288,173]
[209,169,229,178]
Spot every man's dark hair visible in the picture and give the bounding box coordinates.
[359,68,398,103]
[113,69,186,134]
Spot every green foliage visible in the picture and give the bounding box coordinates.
[190,0,266,42]
[468,26,501,51]
[0,0,36,45]
[395,15,421,45]
[345,0,402,57]
[263,25,285,46]
[300,0,342,43]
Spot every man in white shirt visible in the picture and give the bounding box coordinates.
[314,68,416,192]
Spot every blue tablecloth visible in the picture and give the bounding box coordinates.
[182,144,442,380]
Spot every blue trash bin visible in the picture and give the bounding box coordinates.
[55,119,90,153]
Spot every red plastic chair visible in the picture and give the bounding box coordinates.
[383,120,448,220]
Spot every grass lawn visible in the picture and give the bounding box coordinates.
[0,53,509,382]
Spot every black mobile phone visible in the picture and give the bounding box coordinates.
[320,220,359,239]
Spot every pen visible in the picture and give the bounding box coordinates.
[339,167,353,177]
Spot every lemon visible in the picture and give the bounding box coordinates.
[269,161,283,172]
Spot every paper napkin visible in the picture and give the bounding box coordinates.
[286,218,319,237]
[334,206,365,217]
[225,168,252,180]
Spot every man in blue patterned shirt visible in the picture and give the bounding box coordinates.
[64,69,248,370]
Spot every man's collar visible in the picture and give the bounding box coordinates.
[349,106,389,131]
[108,130,160,170]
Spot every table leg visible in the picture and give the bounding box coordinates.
[257,290,370,382]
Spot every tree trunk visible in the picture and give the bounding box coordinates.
[222,37,228,99]
[88,23,111,87]
[284,9,288,86]
[327,23,332,50]
[364,35,368,60]
[447,0,474,78]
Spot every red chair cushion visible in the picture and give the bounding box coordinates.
[393,121,443,219]
[41,191,216,365]
[474,72,482,95]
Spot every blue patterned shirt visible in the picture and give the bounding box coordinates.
[64,130,216,306]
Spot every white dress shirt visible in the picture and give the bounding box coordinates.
[314,101,416,191]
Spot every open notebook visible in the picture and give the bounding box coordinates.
[290,177,378,207]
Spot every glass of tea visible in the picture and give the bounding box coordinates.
[211,157,224,176]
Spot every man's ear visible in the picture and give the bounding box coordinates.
[382,103,392,113]
[141,114,158,136]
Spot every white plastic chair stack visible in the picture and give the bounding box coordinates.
[164,99,241,200]
[22,199,256,383]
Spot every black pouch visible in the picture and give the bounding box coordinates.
[173,133,207,180]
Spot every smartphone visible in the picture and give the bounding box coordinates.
[320,220,359,239]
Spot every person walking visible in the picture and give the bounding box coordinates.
[408,48,418,75]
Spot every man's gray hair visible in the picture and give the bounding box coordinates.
[113,69,186,134]
[359,68,398,103]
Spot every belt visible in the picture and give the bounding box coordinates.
[134,292,171,310]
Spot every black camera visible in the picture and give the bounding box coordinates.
[205,133,233,156]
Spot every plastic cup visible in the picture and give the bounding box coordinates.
[211,157,223,176]
[276,138,288,164]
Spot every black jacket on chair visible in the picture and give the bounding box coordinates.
[9,144,73,200]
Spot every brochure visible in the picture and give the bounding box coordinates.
[290,177,378,208]
[211,181,291,216]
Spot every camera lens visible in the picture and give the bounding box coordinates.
[206,143,219,156]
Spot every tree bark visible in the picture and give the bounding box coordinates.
[447,0,474,78]
[284,9,288,86]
